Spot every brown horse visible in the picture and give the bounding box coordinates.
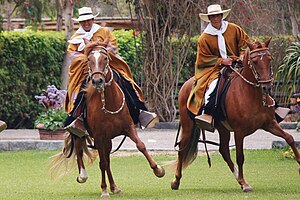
[171,38,300,192]
[50,45,165,198]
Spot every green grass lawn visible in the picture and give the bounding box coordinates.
[0,149,299,199]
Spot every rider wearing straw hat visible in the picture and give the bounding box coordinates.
[187,4,250,131]
[189,4,289,131]
[64,7,158,136]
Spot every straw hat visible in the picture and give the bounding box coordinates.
[72,7,99,22]
[199,4,231,22]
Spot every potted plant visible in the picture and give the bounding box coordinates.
[35,85,68,140]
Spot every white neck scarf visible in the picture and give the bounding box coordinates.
[204,21,228,58]
[68,24,101,51]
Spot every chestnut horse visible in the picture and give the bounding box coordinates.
[171,38,300,192]
[50,45,165,198]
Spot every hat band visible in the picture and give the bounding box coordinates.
[208,10,222,14]
[79,12,93,16]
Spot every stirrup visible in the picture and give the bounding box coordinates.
[195,114,215,132]
[65,116,87,138]
[139,110,159,129]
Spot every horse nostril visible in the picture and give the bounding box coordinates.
[262,86,271,94]
[92,78,104,88]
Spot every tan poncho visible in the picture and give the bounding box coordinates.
[187,23,249,115]
[65,26,144,113]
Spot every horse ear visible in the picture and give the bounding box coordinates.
[243,49,250,67]
[245,39,254,50]
[84,44,93,55]
[264,37,272,47]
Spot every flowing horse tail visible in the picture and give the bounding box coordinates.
[180,125,201,169]
[48,133,97,180]
[169,124,200,171]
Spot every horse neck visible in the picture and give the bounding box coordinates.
[241,61,257,84]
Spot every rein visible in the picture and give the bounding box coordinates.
[88,46,126,114]
[229,47,275,108]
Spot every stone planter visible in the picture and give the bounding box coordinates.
[36,124,66,140]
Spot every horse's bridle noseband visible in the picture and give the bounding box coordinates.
[88,46,113,88]
[249,47,274,85]
[87,46,125,114]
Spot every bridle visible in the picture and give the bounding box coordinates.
[88,46,125,114]
[229,47,275,108]
[249,47,274,85]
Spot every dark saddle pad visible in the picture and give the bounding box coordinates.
[214,63,242,124]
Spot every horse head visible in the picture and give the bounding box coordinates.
[85,45,112,92]
[245,38,273,94]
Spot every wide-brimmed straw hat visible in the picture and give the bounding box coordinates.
[199,4,231,22]
[72,7,99,22]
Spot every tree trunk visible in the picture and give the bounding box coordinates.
[64,0,74,39]
[61,0,74,90]
[56,0,63,31]
[287,0,299,36]
[134,0,199,122]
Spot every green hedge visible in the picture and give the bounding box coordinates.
[0,29,295,128]
[0,30,66,128]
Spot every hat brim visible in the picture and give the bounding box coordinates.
[199,9,231,22]
[72,12,99,22]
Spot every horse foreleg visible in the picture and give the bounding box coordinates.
[218,127,237,176]
[265,120,300,169]
[98,147,110,198]
[104,140,122,195]
[127,125,165,178]
[75,137,88,183]
[234,133,253,192]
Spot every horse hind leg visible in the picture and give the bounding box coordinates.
[171,120,199,190]
[171,127,190,190]
[74,136,88,183]
[127,124,165,178]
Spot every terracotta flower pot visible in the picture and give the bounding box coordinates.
[36,123,67,140]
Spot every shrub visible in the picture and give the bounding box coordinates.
[0,30,66,128]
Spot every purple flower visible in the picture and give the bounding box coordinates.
[35,85,66,110]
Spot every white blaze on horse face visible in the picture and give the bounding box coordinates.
[93,51,101,72]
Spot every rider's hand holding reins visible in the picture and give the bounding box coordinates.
[221,57,233,66]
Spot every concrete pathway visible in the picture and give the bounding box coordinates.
[0,127,299,151]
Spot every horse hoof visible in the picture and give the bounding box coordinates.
[243,185,253,193]
[101,193,110,198]
[154,165,165,178]
[171,179,179,190]
[76,176,88,183]
[112,187,122,195]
